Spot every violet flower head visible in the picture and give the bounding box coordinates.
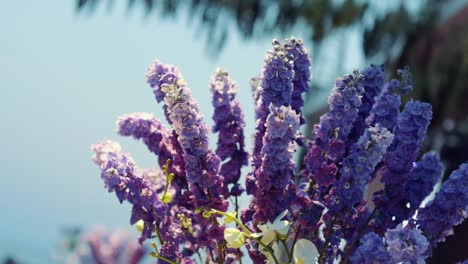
[91,140,167,240]
[366,79,402,130]
[385,224,429,264]
[254,104,300,222]
[210,69,248,188]
[351,232,392,264]
[328,124,394,212]
[381,100,433,183]
[417,163,468,246]
[349,64,385,141]
[315,71,364,147]
[91,140,135,195]
[366,67,414,131]
[373,101,432,230]
[145,60,222,189]
[116,112,185,176]
[304,71,364,187]
[406,153,444,211]
[117,112,162,139]
[262,39,295,108]
[251,38,295,170]
[284,37,311,124]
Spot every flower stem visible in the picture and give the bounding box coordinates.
[290,224,302,263]
[280,239,292,261]
[254,238,280,264]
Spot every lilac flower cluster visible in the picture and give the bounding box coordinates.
[304,72,364,188]
[418,163,468,246]
[91,37,467,264]
[254,105,300,222]
[210,69,248,194]
[352,224,429,264]
[116,112,186,181]
[373,100,433,230]
[326,124,394,214]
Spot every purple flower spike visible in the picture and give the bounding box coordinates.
[315,72,364,147]
[418,163,468,246]
[116,112,186,178]
[366,67,414,131]
[77,228,146,264]
[91,140,167,241]
[251,38,296,170]
[349,64,385,141]
[304,72,364,189]
[328,124,394,213]
[351,232,392,264]
[284,37,311,124]
[254,104,300,222]
[373,101,432,230]
[145,60,224,194]
[405,153,443,213]
[210,69,248,189]
[385,224,429,263]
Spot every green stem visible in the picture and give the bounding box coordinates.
[196,250,203,263]
[254,238,280,264]
[154,225,164,245]
[209,248,215,263]
[290,224,302,263]
[155,254,177,264]
[280,239,292,261]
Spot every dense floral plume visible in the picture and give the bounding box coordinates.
[91,37,467,264]
[372,100,433,231]
[254,104,300,222]
[210,69,248,195]
[417,163,468,246]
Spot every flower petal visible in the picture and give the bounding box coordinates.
[293,239,318,264]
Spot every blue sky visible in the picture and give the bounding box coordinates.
[0,1,368,262]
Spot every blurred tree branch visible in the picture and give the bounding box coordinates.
[76,0,368,54]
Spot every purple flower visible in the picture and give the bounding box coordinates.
[406,153,443,213]
[351,232,392,264]
[373,101,432,231]
[304,71,364,190]
[285,37,311,124]
[417,163,468,246]
[349,64,385,142]
[253,104,300,222]
[251,39,295,171]
[385,224,429,264]
[116,112,186,179]
[210,69,248,188]
[92,141,168,239]
[145,60,225,202]
[366,67,413,131]
[327,124,394,213]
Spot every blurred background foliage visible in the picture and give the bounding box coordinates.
[75,0,468,263]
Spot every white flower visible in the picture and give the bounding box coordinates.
[293,239,318,264]
[224,228,246,249]
[255,210,290,245]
